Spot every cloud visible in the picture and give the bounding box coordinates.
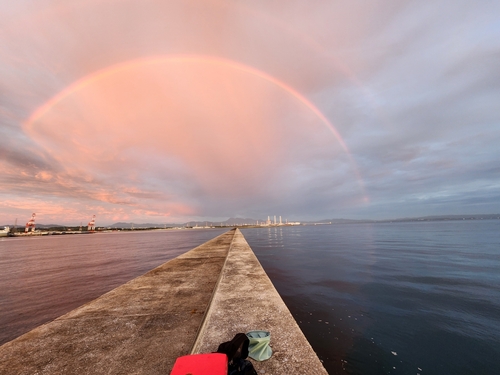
[1,0,499,223]
[3,55,361,223]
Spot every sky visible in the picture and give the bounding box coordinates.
[1,0,499,225]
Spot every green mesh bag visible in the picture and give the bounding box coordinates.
[246,331,272,361]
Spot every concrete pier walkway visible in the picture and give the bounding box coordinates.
[0,229,327,374]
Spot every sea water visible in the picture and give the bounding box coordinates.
[1,222,499,375]
[242,221,500,375]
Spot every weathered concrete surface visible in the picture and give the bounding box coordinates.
[0,230,235,375]
[192,229,328,374]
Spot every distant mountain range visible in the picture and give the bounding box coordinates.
[2,214,499,230]
[373,213,500,222]
[108,217,263,228]
[306,214,500,224]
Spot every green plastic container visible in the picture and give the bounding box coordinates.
[246,331,272,361]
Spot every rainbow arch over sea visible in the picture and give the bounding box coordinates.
[24,54,368,201]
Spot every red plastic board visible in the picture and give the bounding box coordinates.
[170,353,227,375]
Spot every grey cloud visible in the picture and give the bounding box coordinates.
[0,138,56,172]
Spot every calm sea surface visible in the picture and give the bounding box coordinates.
[242,221,500,375]
[1,222,499,375]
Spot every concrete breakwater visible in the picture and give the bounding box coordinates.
[0,229,327,374]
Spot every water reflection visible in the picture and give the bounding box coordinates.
[266,227,284,248]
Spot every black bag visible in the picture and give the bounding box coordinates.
[216,333,257,375]
[227,358,257,375]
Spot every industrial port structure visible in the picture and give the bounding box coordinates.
[0,214,98,237]
[261,215,301,226]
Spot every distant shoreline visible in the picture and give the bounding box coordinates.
[2,214,499,236]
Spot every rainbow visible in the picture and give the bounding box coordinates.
[24,54,368,200]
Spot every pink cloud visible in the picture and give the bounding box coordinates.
[0,1,379,223]
[19,56,351,223]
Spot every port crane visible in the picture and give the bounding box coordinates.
[87,215,96,231]
[25,213,36,232]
